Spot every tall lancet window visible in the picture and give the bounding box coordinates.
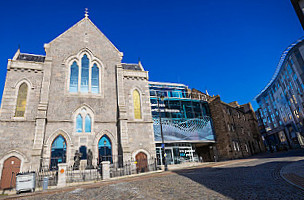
[76,114,83,132]
[85,114,92,132]
[81,54,89,92]
[69,61,79,92]
[91,64,99,94]
[15,83,28,117]
[68,52,101,94]
[133,90,142,119]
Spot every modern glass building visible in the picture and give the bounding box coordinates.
[255,38,304,150]
[149,81,216,165]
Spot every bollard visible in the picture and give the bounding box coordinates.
[57,163,68,187]
[43,177,48,191]
[101,161,110,180]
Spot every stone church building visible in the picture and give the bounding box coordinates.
[0,14,155,187]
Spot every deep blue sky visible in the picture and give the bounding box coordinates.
[0,0,303,110]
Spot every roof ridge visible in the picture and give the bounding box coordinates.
[19,52,45,57]
[254,36,304,101]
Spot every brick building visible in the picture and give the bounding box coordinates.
[192,89,265,160]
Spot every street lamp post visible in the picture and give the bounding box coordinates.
[157,95,168,171]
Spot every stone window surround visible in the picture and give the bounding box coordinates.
[12,79,33,121]
[130,87,144,121]
[72,105,95,134]
[65,49,104,97]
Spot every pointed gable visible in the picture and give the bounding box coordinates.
[46,17,123,60]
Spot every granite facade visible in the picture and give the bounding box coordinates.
[0,16,155,181]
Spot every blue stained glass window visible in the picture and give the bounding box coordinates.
[76,114,83,132]
[98,135,112,163]
[98,135,112,149]
[70,61,79,92]
[91,64,99,93]
[85,114,91,132]
[50,135,66,170]
[81,54,89,92]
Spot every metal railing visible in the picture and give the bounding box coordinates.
[66,165,101,183]
[110,158,157,178]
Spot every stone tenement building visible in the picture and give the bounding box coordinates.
[192,89,265,160]
[0,15,156,188]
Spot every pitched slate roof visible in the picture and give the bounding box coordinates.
[17,53,45,63]
[122,63,142,71]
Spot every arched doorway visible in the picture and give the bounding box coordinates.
[135,152,148,173]
[98,135,112,164]
[79,146,87,160]
[0,157,21,189]
[50,135,66,170]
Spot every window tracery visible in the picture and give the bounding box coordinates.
[75,107,93,133]
[69,53,100,94]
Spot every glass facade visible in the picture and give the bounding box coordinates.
[150,82,214,142]
[156,143,198,165]
[149,81,215,165]
[255,38,304,150]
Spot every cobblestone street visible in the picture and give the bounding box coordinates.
[5,150,304,200]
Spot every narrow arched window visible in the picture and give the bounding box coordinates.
[91,64,99,94]
[133,90,142,119]
[50,135,66,170]
[85,114,91,132]
[15,83,28,117]
[69,61,79,92]
[76,114,83,132]
[98,135,112,163]
[81,54,89,92]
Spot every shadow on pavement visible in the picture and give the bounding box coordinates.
[173,150,304,200]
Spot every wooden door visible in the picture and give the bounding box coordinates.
[135,152,148,173]
[0,157,21,189]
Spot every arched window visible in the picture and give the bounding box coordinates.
[98,135,112,163]
[81,54,89,92]
[69,61,79,92]
[76,114,83,132]
[15,83,28,117]
[133,90,141,119]
[91,64,99,94]
[85,114,91,133]
[50,135,66,170]
[68,53,101,94]
[75,108,93,133]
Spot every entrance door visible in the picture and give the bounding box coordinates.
[0,157,21,189]
[135,152,148,173]
[165,148,174,165]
